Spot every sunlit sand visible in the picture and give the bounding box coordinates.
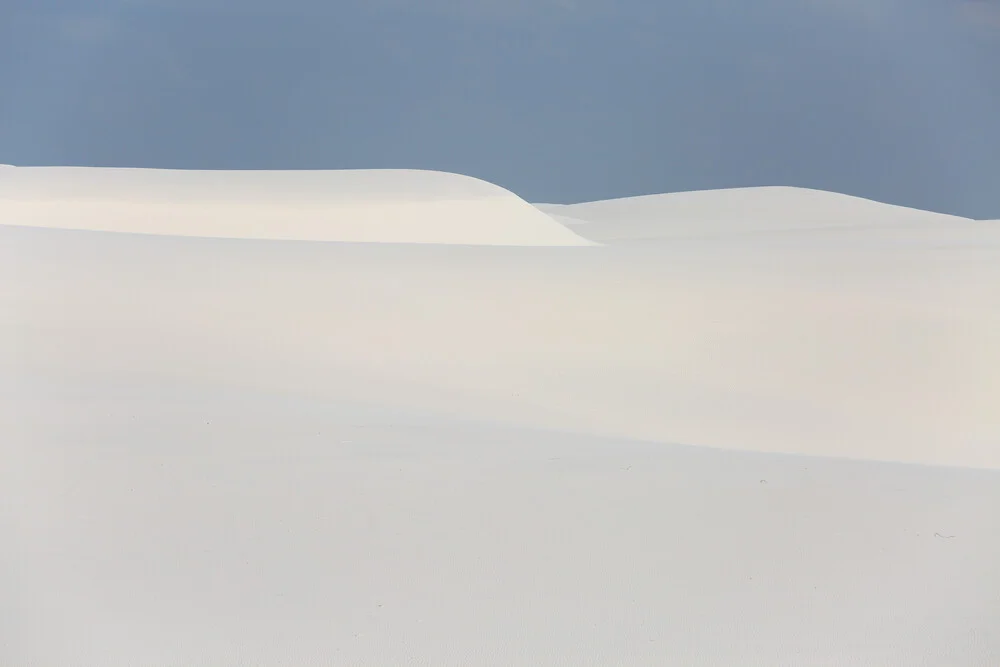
[3,167,998,666]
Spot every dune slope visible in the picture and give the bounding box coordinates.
[3,220,998,468]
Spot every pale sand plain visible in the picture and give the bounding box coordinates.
[2,167,998,665]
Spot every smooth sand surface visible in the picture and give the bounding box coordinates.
[2,170,999,665]
[537,186,972,242]
[0,166,591,246]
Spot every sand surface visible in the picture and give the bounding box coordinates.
[2,168,999,666]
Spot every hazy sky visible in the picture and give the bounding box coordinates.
[2,0,998,216]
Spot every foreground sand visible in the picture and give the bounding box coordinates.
[2,168,999,665]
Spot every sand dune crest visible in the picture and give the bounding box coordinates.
[0,166,592,246]
[538,186,973,242]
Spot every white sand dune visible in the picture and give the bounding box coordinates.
[3,220,997,469]
[537,186,973,242]
[0,166,591,246]
[3,170,1000,666]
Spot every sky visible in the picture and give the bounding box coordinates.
[1,0,999,217]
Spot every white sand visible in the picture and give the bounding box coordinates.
[537,186,972,242]
[2,169,999,666]
[0,166,591,246]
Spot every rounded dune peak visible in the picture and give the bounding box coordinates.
[539,185,973,242]
[0,166,592,246]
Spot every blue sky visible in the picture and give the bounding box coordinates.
[1,0,998,216]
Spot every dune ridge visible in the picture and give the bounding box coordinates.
[537,185,974,242]
[0,166,592,247]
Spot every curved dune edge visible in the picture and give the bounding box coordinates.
[0,166,593,247]
[537,186,974,242]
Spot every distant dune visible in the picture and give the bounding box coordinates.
[537,186,973,242]
[0,166,591,246]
